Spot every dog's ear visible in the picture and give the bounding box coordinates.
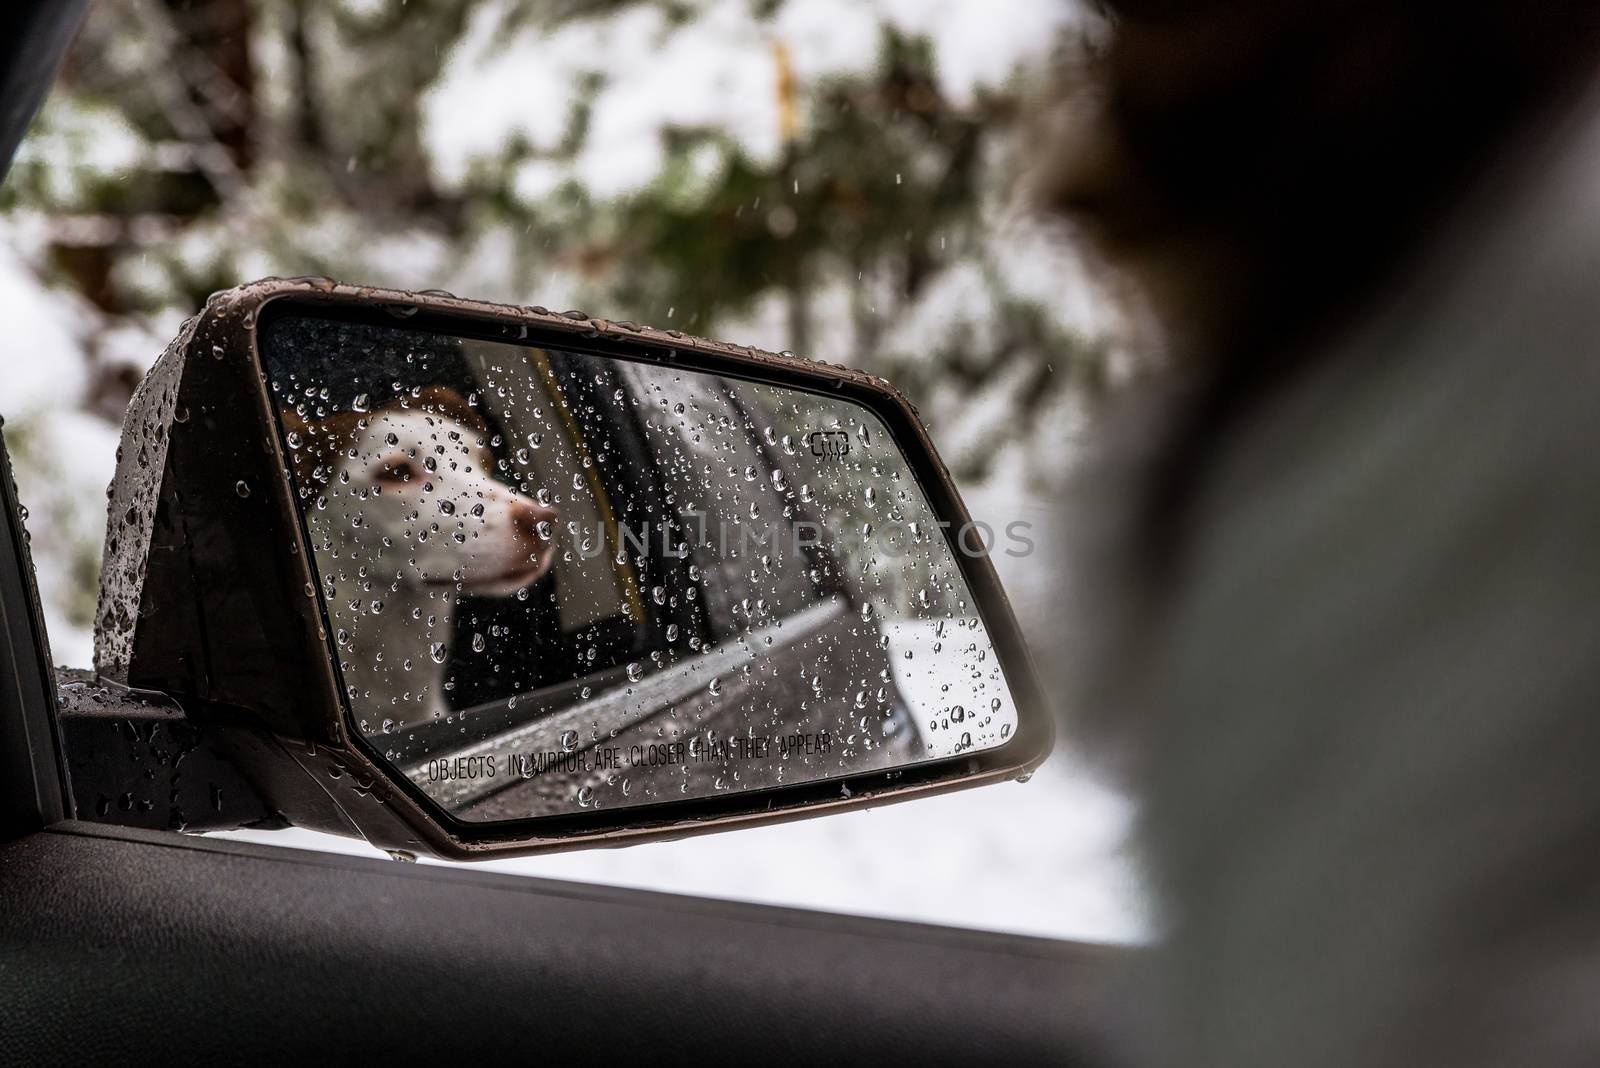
[410,385,490,437]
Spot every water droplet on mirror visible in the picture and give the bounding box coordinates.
[471,632,486,653]
[234,480,250,498]
[430,642,447,664]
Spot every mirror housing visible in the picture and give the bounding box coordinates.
[92,279,1051,858]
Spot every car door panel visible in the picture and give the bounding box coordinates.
[0,823,1127,1066]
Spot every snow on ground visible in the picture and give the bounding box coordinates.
[217,744,1145,944]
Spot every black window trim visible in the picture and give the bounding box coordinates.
[0,423,70,837]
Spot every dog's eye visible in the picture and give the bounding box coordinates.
[375,457,418,483]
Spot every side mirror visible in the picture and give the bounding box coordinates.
[90,280,1051,859]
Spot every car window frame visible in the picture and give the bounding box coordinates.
[0,423,70,837]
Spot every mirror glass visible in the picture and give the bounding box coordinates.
[260,315,1021,821]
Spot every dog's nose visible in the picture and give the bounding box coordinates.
[510,498,558,551]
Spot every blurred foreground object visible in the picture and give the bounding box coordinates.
[1050,4,1600,1065]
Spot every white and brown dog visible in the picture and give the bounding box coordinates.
[282,386,557,731]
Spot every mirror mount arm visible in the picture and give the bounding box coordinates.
[54,668,356,838]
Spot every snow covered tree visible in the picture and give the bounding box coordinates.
[2,0,1130,656]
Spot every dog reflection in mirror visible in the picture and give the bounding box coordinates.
[280,386,558,730]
